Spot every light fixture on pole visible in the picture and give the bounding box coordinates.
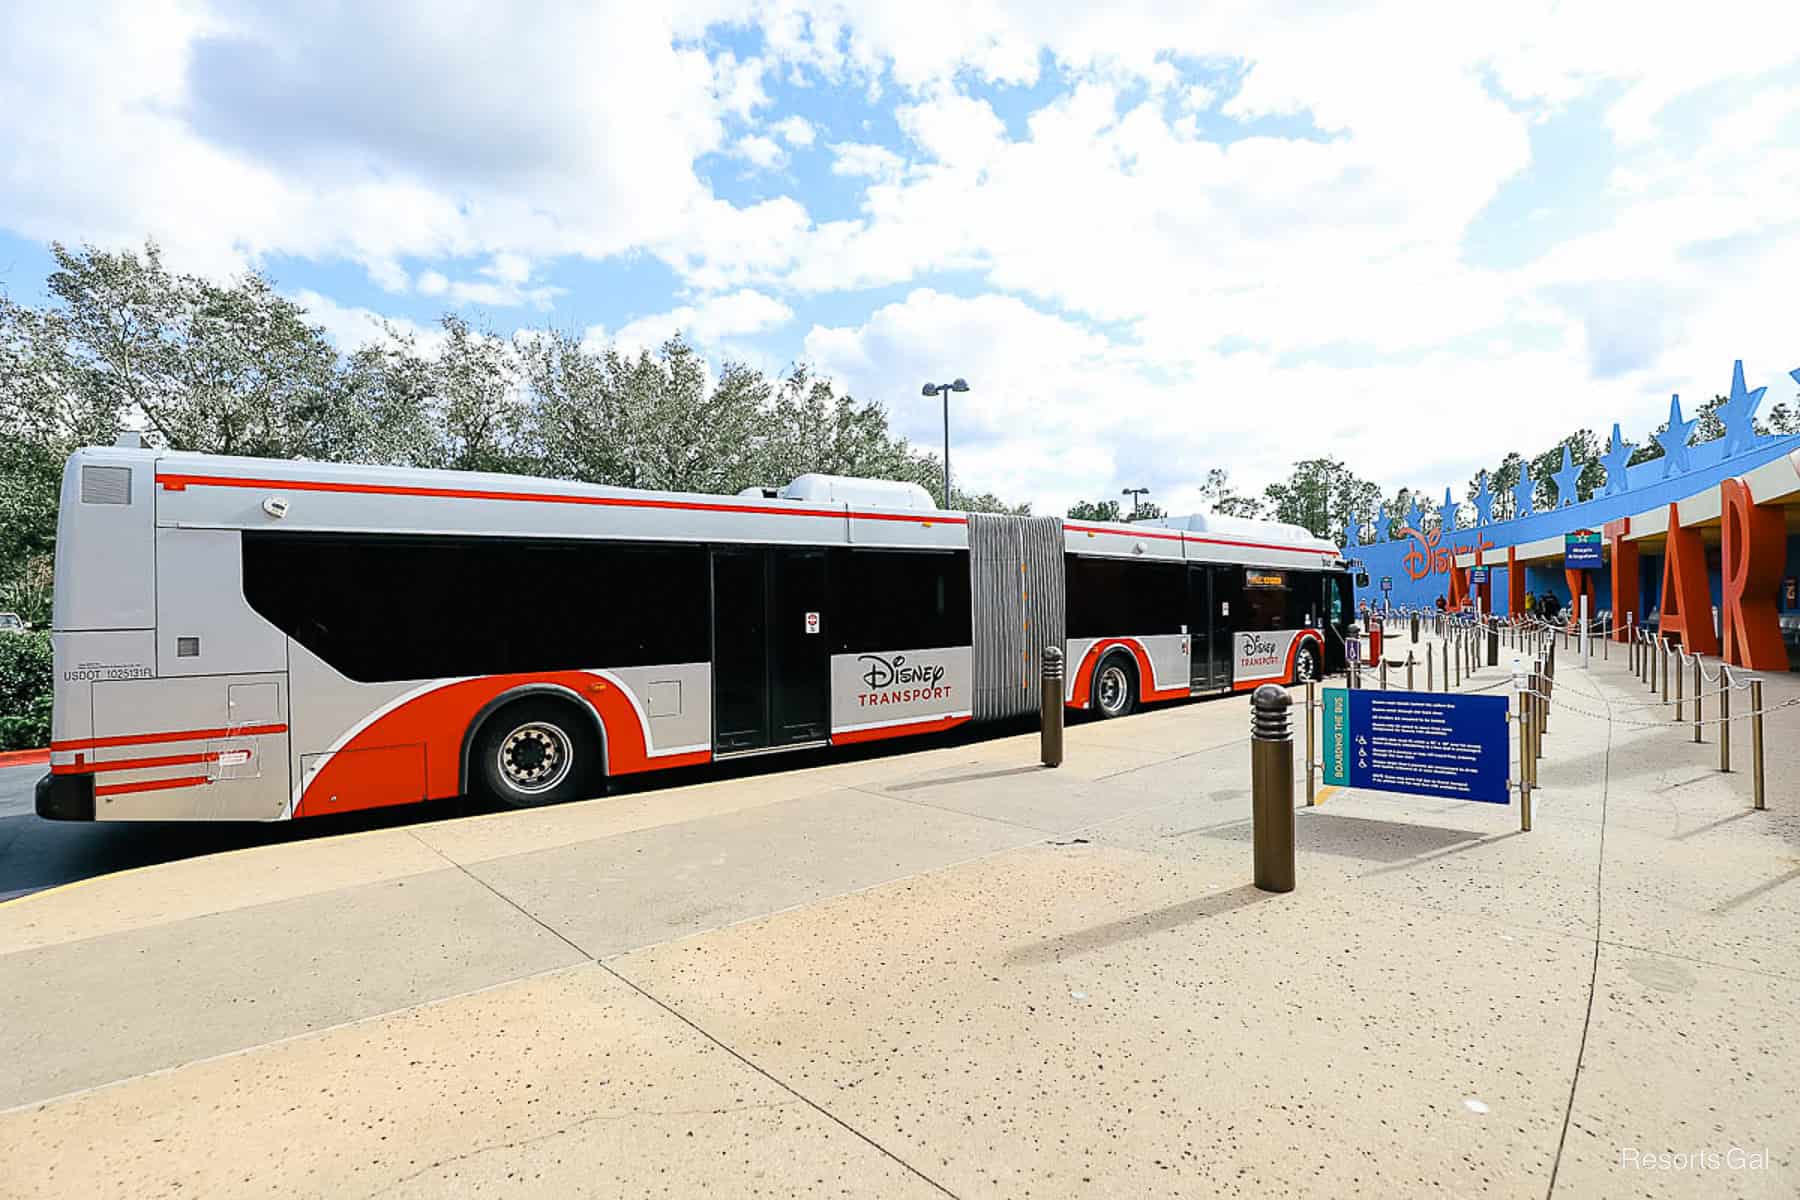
[1122,486,1149,519]
[921,378,970,508]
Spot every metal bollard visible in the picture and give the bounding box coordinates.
[1380,657,1388,690]
[1660,641,1669,705]
[1305,680,1317,806]
[1488,621,1499,667]
[1251,685,1295,894]
[1426,648,1434,691]
[1040,645,1064,768]
[1406,652,1415,690]
[1693,657,1703,744]
[1519,707,1532,832]
[1719,672,1731,773]
[1410,612,1420,643]
[1750,679,1765,810]
[1674,652,1683,721]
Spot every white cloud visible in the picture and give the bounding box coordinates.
[734,134,787,170]
[772,115,817,146]
[607,288,796,355]
[291,289,443,353]
[829,141,904,180]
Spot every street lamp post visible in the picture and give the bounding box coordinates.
[921,378,970,508]
[1122,486,1149,519]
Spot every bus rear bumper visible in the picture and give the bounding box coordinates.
[35,772,94,821]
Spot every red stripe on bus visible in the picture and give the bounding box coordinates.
[156,473,968,526]
[95,775,211,797]
[53,751,217,775]
[611,748,712,774]
[831,714,971,745]
[51,723,287,752]
[1062,521,1336,559]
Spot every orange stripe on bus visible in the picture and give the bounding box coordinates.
[51,724,287,752]
[95,775,211,797]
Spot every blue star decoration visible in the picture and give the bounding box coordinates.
[1403,499,1422,533]
[1343,513,1360,548]
[1600,424,1633,496]
[1715,359,1766,455]
[1552,446,1582,507]
[1472,472,1493,525]
[1511,462,1535,519]
[1442,487,1457,529]
[1373,505,1391,542]
[1656,393,1697,477]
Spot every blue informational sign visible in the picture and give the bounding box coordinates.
[1322,689,1510,803]
[1470,566,1489,584]
[1380,576,1393,592]
[1564,529,1603,570]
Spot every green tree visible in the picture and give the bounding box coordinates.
[1067,499,1124,521]
[1262,456,1382,542]
[1197,467,1263,518]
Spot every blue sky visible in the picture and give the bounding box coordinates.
[2,2,1798,515]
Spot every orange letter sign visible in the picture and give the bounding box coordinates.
[1720,478,1785,669]
[1657,504,1718,655]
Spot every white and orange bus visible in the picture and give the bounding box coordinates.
[37,444,1349,821]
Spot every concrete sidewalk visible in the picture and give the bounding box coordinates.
[2,647,1796,1198]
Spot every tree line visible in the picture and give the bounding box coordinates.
[0,242,1022,626]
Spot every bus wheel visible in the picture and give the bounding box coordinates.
[1092,653,1137,719]
[1294,642,1319,684]
[475,699,600,807]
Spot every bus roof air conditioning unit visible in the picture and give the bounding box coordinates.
[778,474,937,511]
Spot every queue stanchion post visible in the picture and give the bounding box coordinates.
[1674,650,1684,722]
[1719,671,1731,773]
[1693,657,1704,744]
[1751,679,1765,811]
[1305,679,1316,807]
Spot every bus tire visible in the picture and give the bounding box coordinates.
[1294,640,1320,684]
[473,698,602,808]
[1091,651,1138,719]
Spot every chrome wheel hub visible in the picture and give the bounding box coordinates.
[1097,664,1129,714]
[497,722,573,794]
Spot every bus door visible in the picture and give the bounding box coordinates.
[1186,566,1213,690]
[1320,571,1350,672]
[711,547,830,753]
[1205,565,1242,690]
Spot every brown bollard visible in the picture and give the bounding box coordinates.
[1751,679,1765,811]
[1406,652,1415,690]
[1251,685,1295,894]
[1040,645,1064,768]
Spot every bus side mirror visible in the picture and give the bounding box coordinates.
[1355,571,1370,588]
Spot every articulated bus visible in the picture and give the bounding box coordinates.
[37,446,1350,821]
